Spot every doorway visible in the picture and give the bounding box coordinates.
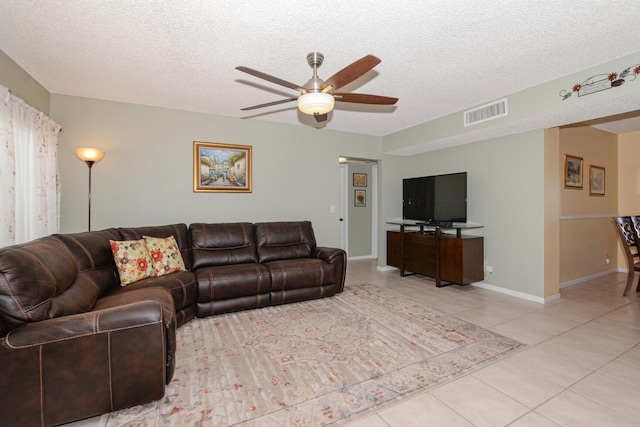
[339,158,378,260]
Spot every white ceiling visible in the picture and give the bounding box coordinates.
[1,1,640,137]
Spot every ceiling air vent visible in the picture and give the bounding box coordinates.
[464,98,508,127]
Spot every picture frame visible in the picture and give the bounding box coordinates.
[564,154,583,189]
[355,190,366,207]
[589,165,605,196]
[193,141,252,193]
[353,173,367,187]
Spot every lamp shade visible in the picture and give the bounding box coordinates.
[75,148,105,163]
[297,92,335,115]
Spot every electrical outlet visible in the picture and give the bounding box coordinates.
[485,265,493,273]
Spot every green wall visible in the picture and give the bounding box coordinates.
[0,49,50,114]
[395,130,546,297]
[51,95,383,248]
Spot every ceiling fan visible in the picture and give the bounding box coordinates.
[236,52,398,123]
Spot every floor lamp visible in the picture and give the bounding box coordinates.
[75,148,105,231]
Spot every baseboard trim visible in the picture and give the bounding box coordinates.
[560,269,621,288]
[377,265,398,272]
[472,282,552,304]
[348,255,375,261]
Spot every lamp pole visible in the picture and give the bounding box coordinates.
[85,160,95,231]
[75,148,105,231]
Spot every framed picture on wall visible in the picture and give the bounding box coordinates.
[355,190,366,207]
[589,165,605,196]
[564,154,583,189]
[353,173,367,187]
[193,141,252,193]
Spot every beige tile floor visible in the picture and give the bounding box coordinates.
[344,259,640,427]
[64,259,640,427]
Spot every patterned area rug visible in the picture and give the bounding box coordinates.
[101,284,524,426]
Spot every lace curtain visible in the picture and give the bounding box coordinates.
[0,85,62,247]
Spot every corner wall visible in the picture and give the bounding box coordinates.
[617,130,640,270]
[389,129,546,298]
[558,125,618,284]
[0,49,50,114]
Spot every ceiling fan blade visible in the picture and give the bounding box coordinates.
[334,93,398,105]
[236,66,302,91]
[314,113,328,123]
[320,55,381,92]
[241,98,298,111]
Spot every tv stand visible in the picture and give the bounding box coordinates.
[386,220,484,287]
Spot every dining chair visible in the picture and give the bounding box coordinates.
[612,216,640,296]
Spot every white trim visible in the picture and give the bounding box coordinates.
[348,255,376,261]
[560,214,617,220]
[339,164,348,252]
[560,269,621,288]
[377,265,398,272]
[371,164,378,259]
[471,282,550,304]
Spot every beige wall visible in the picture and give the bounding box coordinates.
[616,130,640,270]
[0,49,50,114]
[558,125,618,284]
[617,130,640,214]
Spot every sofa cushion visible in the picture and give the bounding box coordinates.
[118,224,192,270]
[195,263,271,317]
[144,235,186,276]
[0,236,96,334]
[54,228,122,296]
[254,221,317,263]
[190,222,258,268]
[266,258,336,291]
[107,270,195,310]
[110,239,156,285]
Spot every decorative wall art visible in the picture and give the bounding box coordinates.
[564,154,583,189]
[355,190,366,207]
[193,141,252,193]
[353,173,367,187]
[589,165,605,196]
[560,62,640,100]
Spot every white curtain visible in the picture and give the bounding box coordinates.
[0,85,62,247]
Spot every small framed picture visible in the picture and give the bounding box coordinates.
[564,154,583,189]
[355,190,366,207]
[353,173,367,187]
[589,165,605,196]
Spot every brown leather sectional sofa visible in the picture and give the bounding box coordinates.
[0,221,346,427]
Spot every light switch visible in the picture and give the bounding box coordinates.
[330,205,336,214]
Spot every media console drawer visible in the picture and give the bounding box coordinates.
[387,230,483,286]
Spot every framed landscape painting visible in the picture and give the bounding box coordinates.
[193,141,252,193]
[564,154,583,189]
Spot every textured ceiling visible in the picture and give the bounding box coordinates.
[1,1,640,137]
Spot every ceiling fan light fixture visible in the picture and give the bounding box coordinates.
[297,92,335,115]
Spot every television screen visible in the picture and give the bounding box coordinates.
[402,172,467,224]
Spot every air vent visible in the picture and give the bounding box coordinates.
[464,98,508,127]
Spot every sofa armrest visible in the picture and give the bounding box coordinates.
[313,247,347,292]
[0,301,169,427]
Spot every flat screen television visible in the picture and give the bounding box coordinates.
[402,172,467,225]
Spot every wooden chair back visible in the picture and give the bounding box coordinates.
[612,216,640,295]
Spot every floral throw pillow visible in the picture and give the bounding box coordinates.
[110,239,156,286]
[144,235,187,277]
